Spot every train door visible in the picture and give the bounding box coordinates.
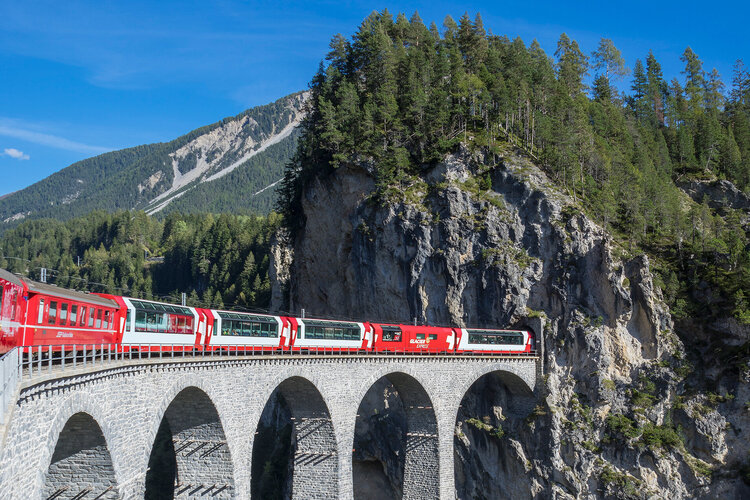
[287,317,298,349]
[195,309,207,348]
[449,328,461,352]
[201,309,215,349]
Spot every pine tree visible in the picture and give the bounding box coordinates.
[555,33,589,97]
[681,47,705,120]
[630,59,649,120]
[646,51,667,124]
[591,38,628,95]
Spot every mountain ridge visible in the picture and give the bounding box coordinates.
[0,92,305,231]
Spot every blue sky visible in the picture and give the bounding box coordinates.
[0,1,747,196]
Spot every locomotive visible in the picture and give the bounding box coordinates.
[0,268,535,356]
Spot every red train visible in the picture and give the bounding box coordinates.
[0,269,535,356]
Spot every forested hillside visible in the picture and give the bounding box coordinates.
[280,10,750,327]
[0,211,280,310]
[164,128,301,215]
[0,93,303,231]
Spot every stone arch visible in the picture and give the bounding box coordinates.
[453,368,536,500]
[353,370,439,500]
[42,411,118,499]
[251,375,338,500]
[454,365,535,413]
[145,386,235,499]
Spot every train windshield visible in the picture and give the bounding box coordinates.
[130,300,194,334]
[381,326,402,342]
[303,320,360,341]
[218,312,278,337]
[466,329,525,345]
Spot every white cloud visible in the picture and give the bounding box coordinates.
[2,148,29,160]
[0,123,110,155]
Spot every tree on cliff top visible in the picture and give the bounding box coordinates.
[278,10,750,325]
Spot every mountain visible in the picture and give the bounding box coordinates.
[0,93,305,230]
[268,10,750,499]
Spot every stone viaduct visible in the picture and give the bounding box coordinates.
[0,355,537,499]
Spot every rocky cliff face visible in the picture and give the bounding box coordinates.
[270,145,750,498]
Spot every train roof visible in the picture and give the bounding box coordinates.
[0,268,24,287]
[0,268,118,308]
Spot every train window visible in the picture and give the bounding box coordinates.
[70,305,78,325]
[130,300,195,334]
[95,309,102,329]
[10,291,17,320]
[134,308,192,334]
[125,310,131,331]
[88,309,95,327]
[381,326,402,342]
[60,303,68,323]
[38,298,45,324]
[303,320,360,341]
[429,334,438,340]
[416,333,426,340]
[79,306,87,326]
[466,329,524,345]
[217,312,278,338]
[48,301,58,325]
[104,310,111,329]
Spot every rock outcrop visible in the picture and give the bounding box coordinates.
[271,145,750,498]
[679,179,750,212]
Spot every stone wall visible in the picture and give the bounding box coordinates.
[0,356,536,499]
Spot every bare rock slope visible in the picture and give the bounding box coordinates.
[271,145,750,498]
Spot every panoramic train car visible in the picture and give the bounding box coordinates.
[370,323,457,353]
[454,327,534,354]
[290,317,370,352]
[0,269,27,354]
[205,309,286,351]
[0,269,121,353]
[99,295,206,351]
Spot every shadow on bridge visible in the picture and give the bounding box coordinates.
[352,372,439,500]
[145,387,235,499]
[251,376,338,500]
[43,412,118,500]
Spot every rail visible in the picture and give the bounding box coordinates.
[0,344,538,417]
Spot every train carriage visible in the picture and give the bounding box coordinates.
[455,327,534,354]
[291,317,370,353]
[371,323,457,353]
[399,325,456,353]
[99,295,204,351]
[1,269,121,353]
[206,309,286,351]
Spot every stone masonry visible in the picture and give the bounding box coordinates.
[0,356,536,499]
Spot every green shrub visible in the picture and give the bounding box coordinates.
[639,422,682,450]
[606,414,640,439]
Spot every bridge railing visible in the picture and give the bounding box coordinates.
[0,344,538,412]
[0,347,20,423]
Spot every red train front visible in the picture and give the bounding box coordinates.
[1,269,121,353]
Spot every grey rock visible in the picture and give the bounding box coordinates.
[271,146,749,498]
